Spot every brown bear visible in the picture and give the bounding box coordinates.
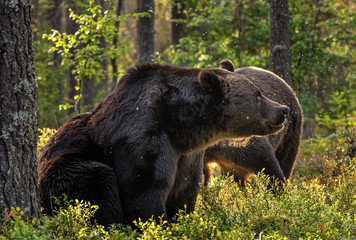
[203,59,303,187]
[38,62,290,226]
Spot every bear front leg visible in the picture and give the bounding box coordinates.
[120,189,169,223]
[238,137,285,182]
[204,137,285,185]
[116,144,177,224]
[166,152,204,219]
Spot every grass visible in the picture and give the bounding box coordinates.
[1,126,355,239]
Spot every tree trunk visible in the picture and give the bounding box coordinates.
[269,0,291,85]
[50,0,64,104]
[97,0,111,95]
[111,0,123,90]
[302,0,322,139]
[235,0,242,67]
[171,0,187,45]
[0,0,40,218]
[82,76,94,111]
[82,0,110,111]
[65,0,78,114]
[136,0,155,63]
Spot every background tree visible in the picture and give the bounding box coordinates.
[111,0,123,90]
[34,0,355,139]
[81,0,112,111]
[136,0,155,62]
[0,0,40,218]
[269,0,291,84]
[290,0,356,137]
[171,0,187,45]
[62,3,80,112]
[167,0,270,68]
[32,0,68,128]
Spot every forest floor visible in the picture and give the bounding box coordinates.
[1,126,355,239]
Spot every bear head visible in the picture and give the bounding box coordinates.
[198,59,290,139]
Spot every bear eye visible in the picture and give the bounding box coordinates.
[256,91,262,101]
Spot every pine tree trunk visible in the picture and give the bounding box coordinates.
[0,0,40,218]
[82,76,94,111]
[111,0,123,90]
[65,0,79,114]
[136,0,155,63]
[50,0,64,104]
[235,0,242,67]
[171,0,187,45]
[270,0,291,85]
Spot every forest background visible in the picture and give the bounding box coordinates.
[1,0,356,239]
[34,0,356,138]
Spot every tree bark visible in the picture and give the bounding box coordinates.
[50,0,64,104]
[111,0,123,90]
[171,0,187,45]
[235,0,242,67]
[0,0,40,218]
[82,75,94,111]
[97,0,110,96]
[65,0,78,114]
[269,0,291,85]
[83,0,111,111]
[136,0,155,63]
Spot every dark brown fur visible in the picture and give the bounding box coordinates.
[39,63,290,226]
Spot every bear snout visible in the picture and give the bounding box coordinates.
[261,103,290,135]
[282,106,290,115]
[268,104,290,127]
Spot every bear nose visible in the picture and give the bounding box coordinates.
[282,106,290,115]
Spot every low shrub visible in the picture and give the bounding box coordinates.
[38,128,57,151]
[3,126,354,239]
[1,166,355,239]
[0,200,110,240]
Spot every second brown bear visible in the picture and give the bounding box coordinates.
[204,60,303,187]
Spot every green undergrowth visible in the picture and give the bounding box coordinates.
[1,165,355,239]
[1,126,355,239]
[296,125,356,182]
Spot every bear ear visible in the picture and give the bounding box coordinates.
[219,59,234,72]
[199,69,228,94]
